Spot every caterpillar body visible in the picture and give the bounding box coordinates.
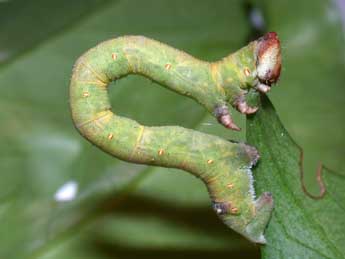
[70,32,281,244]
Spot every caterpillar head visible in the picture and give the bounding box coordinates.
[256,32,281,86]
[215,33,282,132]
[256,32,282,86]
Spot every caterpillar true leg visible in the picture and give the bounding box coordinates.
[256,83,271,93]
[69,32,281,243]
[234,95,259,115]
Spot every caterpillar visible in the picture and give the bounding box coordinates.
[69,32,281,244]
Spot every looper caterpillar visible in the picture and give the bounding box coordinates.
[69,32,281,243]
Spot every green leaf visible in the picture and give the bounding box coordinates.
[247,95,345,259]
[254,0,345,185]
[0,0,113,65]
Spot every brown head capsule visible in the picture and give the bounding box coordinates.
[256,32,281,85]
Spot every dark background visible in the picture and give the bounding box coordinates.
[0,0,344,258]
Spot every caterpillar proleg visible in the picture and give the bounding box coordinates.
[69,32,281,243]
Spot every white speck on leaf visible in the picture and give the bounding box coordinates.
[250,7,265,30]
[54,181,78,202]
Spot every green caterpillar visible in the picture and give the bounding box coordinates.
[70,32,281,244]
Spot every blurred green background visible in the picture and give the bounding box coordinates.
[0,0,344,258]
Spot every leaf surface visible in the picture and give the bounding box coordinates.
[247,96,345,259]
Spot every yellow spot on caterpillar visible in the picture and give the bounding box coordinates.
[231,207,239,214]
[207,159,214,164]
[111,53,117,60]
[108,133,114,140]
[244,68,251,77]
[227,183,234,189]
[158,149,165,156]
[165,63,172,70]
[83,91,90,97]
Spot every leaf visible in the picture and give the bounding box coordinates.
[253,0,345,185]
[0,0,113,65]
[246,95,345,259]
